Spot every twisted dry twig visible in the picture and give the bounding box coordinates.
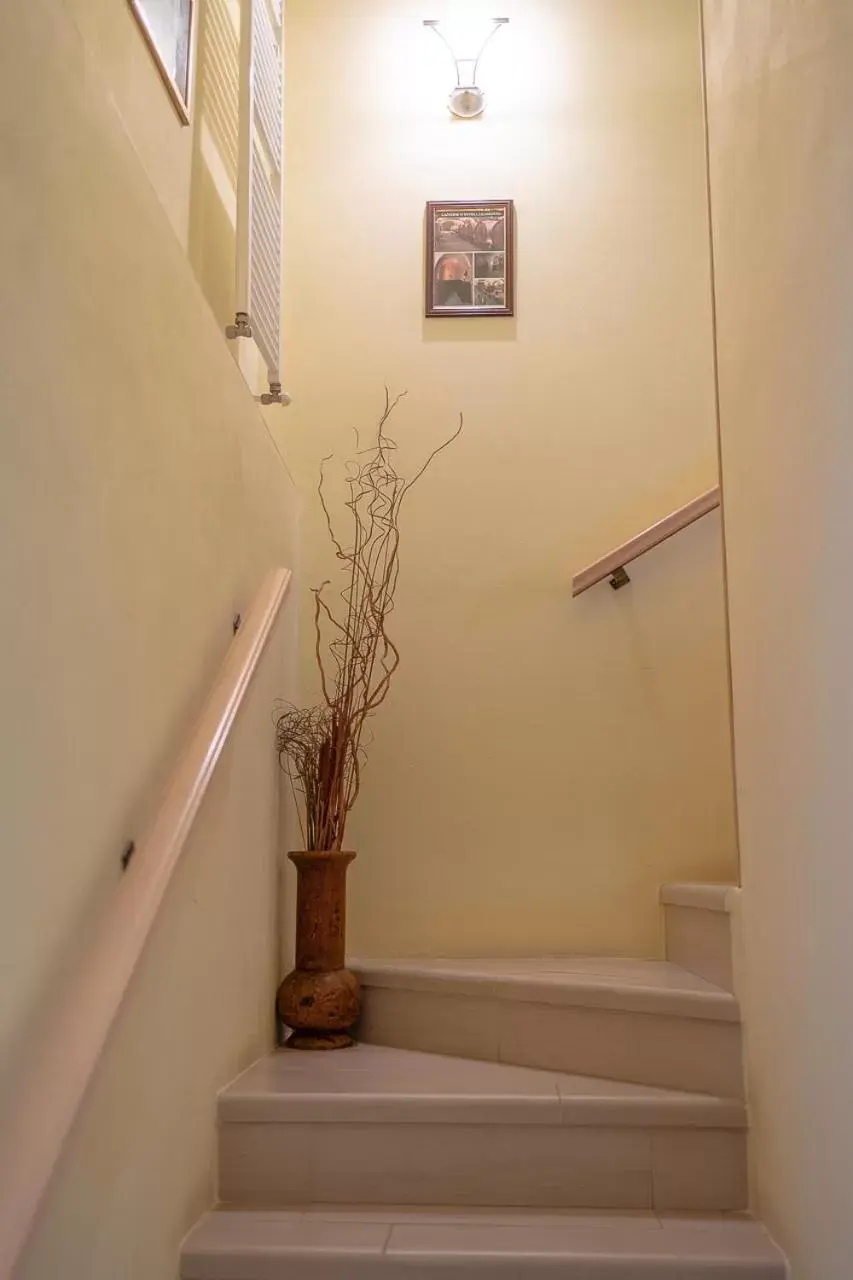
[276,391,462,850]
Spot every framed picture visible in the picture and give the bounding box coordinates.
[128,0,197,124]
[425,200,515,318]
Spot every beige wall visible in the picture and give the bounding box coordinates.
[60,0,256,365]
[704,2,853,1275]
[61,0,232,294]
[0,0,296,1226]
[282,0,737,959]
[188,0,243,335]
[16,598,292,1280]
[60,0,196,242]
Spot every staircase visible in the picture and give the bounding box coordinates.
[180,884,788,1277]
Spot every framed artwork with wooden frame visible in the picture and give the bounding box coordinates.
[128,0,197,124]
[425,200,515,318]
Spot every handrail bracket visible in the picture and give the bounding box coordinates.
[572,485,721,598]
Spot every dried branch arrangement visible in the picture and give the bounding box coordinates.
[276,391,462,851]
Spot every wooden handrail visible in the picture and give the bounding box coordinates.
[0,567,292,1279]
[572,486,721,597]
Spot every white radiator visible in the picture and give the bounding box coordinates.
[229,0,287,404]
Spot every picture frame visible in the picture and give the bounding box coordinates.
[425,200,515,318]
[128,0,197,125]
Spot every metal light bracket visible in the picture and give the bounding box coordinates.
[423,18,509,119]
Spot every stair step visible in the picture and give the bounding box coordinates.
[353,956,738,1020]
[220,1044,745,1128]
[182,1207,788,1279]
[352,957,743,1097]
[218,1046,747,1211]
[661,883,738,992]
[660,884,737,913]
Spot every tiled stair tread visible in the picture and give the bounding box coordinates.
[181,1208,787,1278]
[351,956,739,1022]
[660,883,738,913]
[219,1045,746,1128]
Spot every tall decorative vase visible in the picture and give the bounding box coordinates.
[277,850,361,1050]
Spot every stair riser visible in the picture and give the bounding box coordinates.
[664,904,735,992]
[357,988,744,1098]
[219,1123,747,1212]
[185,1260,784,1280]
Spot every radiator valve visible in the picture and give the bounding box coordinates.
[260,382,292,407]
[225,312,253,340]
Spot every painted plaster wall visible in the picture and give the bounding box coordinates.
[281,0,737,958]
[705,3,853,1275]
[0,0,296,1237]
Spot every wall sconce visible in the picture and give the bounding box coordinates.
[423,17,509,118]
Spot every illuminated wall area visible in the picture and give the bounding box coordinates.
[282,0,738,959]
